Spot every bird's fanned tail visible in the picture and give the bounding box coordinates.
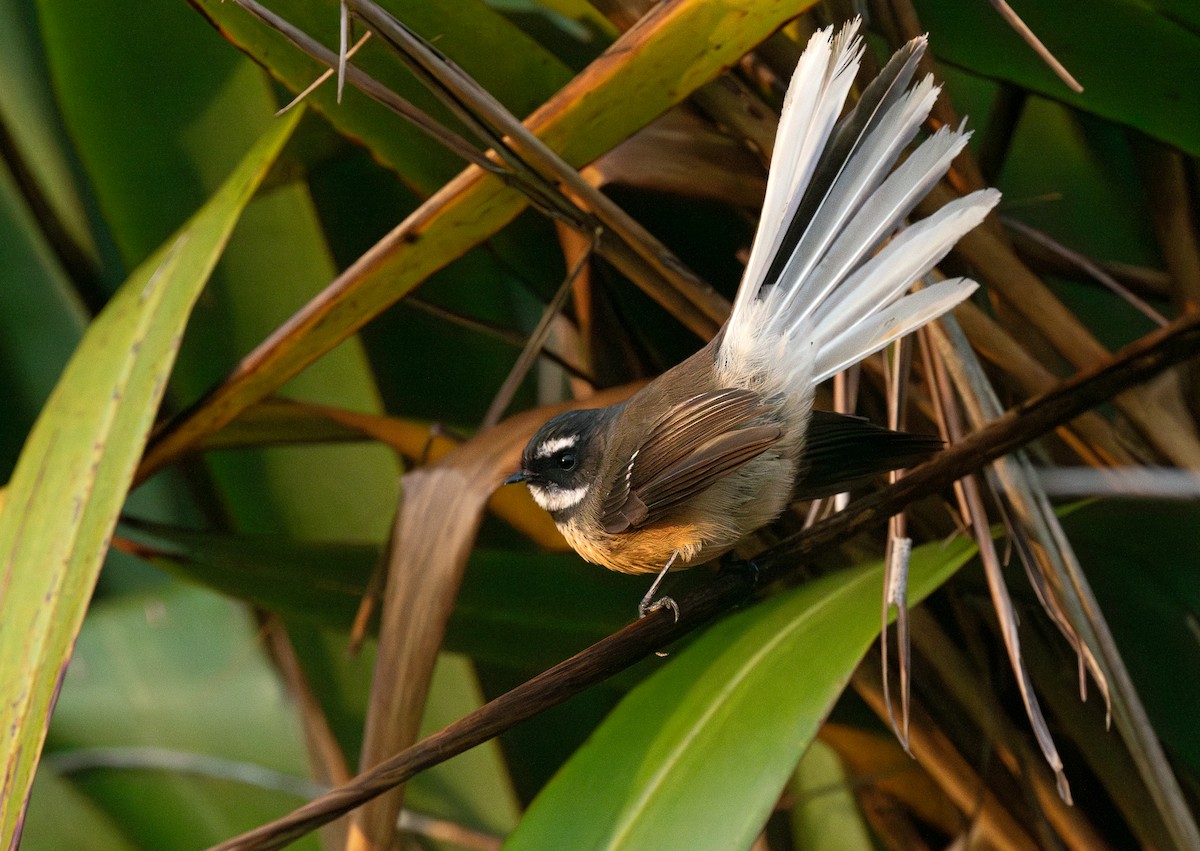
[718,20,999,396]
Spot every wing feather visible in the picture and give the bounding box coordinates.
[600,390,782,533]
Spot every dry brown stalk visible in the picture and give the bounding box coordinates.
[350,388,632,847]
[922,183,1200,468]
[851,652,1041,851]
[211,307,1200,851]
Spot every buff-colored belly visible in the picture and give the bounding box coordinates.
[555,457,795,575]
[557,518,716,575]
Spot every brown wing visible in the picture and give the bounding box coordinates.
[600,388,783,534]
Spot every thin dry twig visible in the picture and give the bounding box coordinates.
[337,1,349,102]
[259,616,353,850]
[395,811,501,851]
[1002,218,1168,327]
[481,231,598,429]
[403,296,592,382]
[988,0,1083,93]
[232,0,496,170]
[276,31,372,117]
[881,337,914,751]
[210,309,1200,851]
[1011,234,1173,300]
[924,320,1071,801]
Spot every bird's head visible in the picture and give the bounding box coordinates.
[505,408,611,520]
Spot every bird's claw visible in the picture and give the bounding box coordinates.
[639,595,680,622]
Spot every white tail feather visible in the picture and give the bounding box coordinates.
[805,188,1000,342]
[813,279,978,382]
[781,123,972,335]
[772,75,941,322]
[718,21,997,403]
[735,21,863,320]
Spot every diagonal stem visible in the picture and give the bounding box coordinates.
[211,309,1200,851]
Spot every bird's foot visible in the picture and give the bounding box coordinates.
[638,595,680,622]
[638,551,681,622]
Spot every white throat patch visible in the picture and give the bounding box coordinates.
[529,482,590,512]
[534,435,577,459]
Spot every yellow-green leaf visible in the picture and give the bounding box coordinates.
[0,108,301,847]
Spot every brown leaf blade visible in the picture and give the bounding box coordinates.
[352,388,632,848]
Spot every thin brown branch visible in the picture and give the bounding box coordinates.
[230,0,494,171]
[209,309,1200,851]
[987,0,1083,93]
[276,30,373,117]
[345,0,728,337]
[481,233,596,429]
[259,616,353,851]
[402,297,592,382]
[1002,217,1168,327]
[1008,230,1172,301]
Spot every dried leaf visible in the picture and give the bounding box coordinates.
[352,387,630,845]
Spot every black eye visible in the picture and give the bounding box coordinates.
[558,453,577,471]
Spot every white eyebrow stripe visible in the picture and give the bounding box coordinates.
[530,483,590,512]
[535,435,578,458]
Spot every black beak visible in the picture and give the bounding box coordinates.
[504,471,532,485]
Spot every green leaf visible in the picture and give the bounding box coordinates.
[915,0,1200,156]
[118,521,634,670]
[504,536,977,851]
[1063,500,1200,778]
[37,0,283,270]
[789,740,873,851]
[0,0,101,269]
[39,0,403,539]
[0,108,301,847]
[39,584,318,850]
[20,767,139,851]
[190,0,574,195]
[1149,0,1200,34]
[0,152,88,480]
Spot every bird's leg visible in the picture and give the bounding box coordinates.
[638,551,681,621]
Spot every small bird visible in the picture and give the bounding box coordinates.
[506,20,999,616]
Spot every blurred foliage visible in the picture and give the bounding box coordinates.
[1,0,1198,848]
